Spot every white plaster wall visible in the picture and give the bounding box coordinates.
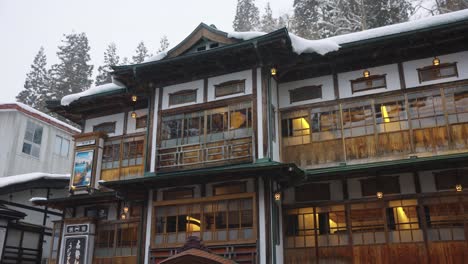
[419,170,437,193]
[161,80,204,110]
[0,111,75,176]
[126,108,148,134]
[207,70,253,101]
[271,78,280,162]
[258,177,267,264]
[338,64,401,98]
[84,113,125,137]
[151,88,160,172]
[256,68,264,159]
[347,178,363,199]
[330,180,343,200]
[404,51,468,88]
[398,173,415,194]
[278,75,334,109]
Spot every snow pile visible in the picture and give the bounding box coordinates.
[0,102,80,132]
[0,172,70,189]
[144,51,168,63]
[61,82,125,106]
[289,33,340,55]
[29,197,47,202]
[227,31,266,40]
[328,8,468,45]
[227,9,468,56]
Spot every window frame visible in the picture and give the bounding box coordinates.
[93,122,116,134]
[162,187,195,201]
[417,62,458,83]
[214,80,246,98]
[168,89,197,106]
[350,74,387,94]
[22,120,43,158]
[360,176,401,197]
[289,85,322,103]
[54,135,70,157]
[213,181,247,196]
[135,115,147,129]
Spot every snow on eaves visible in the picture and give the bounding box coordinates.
[144,51,168,63]
[61,82,125,106]
[0,101,80,133]
[29,197,47,202]
[0,172,70,189]
[228,9,468,56]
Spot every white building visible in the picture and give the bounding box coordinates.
[0,103,79,263]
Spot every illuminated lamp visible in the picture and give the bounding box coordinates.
[456,184,463,192]
[131,95,138,102]
[433,57,440,66]
[131,111,137,119]
[121,213,127,220]
[123,206,129,214]
[376,191,383,199]
[363,70,370,78]
[274,192,282,202]
[271,67,277,76]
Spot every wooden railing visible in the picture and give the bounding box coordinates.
[157,136,253,170]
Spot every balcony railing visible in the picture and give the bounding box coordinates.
[157,136,253,170]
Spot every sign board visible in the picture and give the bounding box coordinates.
[65,224,89,235]
[76,140,96,147]
[71,150,94,188]
[62,235,88,264]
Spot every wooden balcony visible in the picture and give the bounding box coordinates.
[157,136,253,171]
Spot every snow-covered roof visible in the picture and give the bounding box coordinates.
[61,82,125,106]
[0,172,70,189]
[29,197,48,202]
[228,9,468,56]
[0,102,80,133]
[144,51,168,63]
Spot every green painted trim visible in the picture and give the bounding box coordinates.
[306,152,468,176]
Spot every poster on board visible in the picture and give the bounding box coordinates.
[62,236,87,264]
[72,150,94,188]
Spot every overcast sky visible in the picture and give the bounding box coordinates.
[0,0,294,102]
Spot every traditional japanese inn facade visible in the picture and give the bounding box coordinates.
[43,10,468,264]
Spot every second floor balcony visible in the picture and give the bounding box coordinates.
[281,82,468,169]
[157,101,254,171]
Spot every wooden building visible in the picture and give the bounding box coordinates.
[43,9,468,264]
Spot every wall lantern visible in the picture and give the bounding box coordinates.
[271,67,277,76]
[123,206,129,214]
[376,191,383,199]
[274,191,282,202]
[456,184,463,192]
[121,213,127,220]
[131,95,138,102]
[131,111,137,119]
[363,70,370,78]
[433,57,440,66]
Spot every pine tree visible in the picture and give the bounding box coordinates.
[16,47,50,111]
[121,57,130,65]
[132,41,151,64]
[157,35,170,53]
[260,2,278,32]
[95,43,120,85]
[435,0,468,13]
[49,32,93,100]
[292,0,320,39]
[366,0,413,29]
[233,0,261,31]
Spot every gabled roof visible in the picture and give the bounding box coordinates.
[0,102,80,133]
[165,23,238,59]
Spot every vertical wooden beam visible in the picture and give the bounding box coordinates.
[145,90,155,173]
[342,177,349,200]
[252,67,259,160]
[344,203,354,264]
[262,68,269,158]
[203,78,208,103]
[312,206,319,264]
[333,71,340,99]
[417,197,431,263]
[413,170,421,194]
[398,62,407,90]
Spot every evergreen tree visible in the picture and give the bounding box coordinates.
[233,0,260,31]
[132,41,151,64]
[366,0,413,29]
[292,0,320,39]
[95,43,120,85]
[49,32,93,100]
[121,57,130,65]
[16,47,50,111]
[435,0,468,13]
[277,14,292,29]
[157,35,170,53]
[260,2,278,32]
